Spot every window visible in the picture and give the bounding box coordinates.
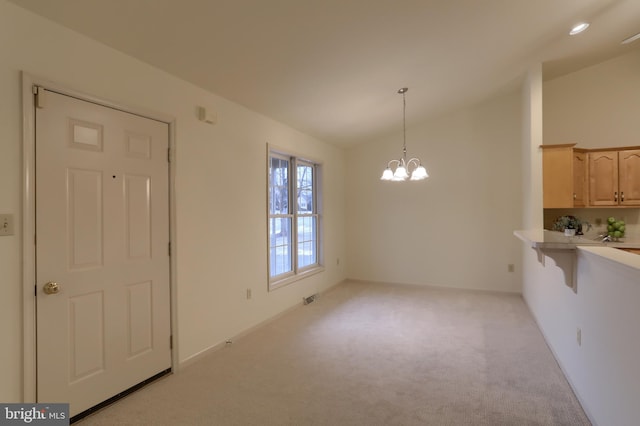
[268,149,322,288]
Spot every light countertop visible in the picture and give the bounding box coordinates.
[515,229,640,272]
[513,229,640,250]
[577,245,640,271]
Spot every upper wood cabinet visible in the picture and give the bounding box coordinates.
[618,149,640,206]
[573,150,588,207]
[542,144,588,208]
[589,151,618,206]
[589,149,640,206]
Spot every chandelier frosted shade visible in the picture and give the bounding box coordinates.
[380,87,428,182]
[393,165,408,180]
[381,168,394,180]
[410,164,428,180]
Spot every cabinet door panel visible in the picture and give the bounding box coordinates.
[589,151,618,206]
[542,145,574,208]
[619,150,640,206]
[573,151,587,207]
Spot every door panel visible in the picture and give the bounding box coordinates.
[35,88,171,417]
[125,174,152,259]
[589,151,618,206]
[126,280,153,358]
[68,291,105,382]
[619,150,640,206]
[572,151,587,207]
[67,168,104,269]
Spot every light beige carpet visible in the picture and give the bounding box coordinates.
[78,280,590,425]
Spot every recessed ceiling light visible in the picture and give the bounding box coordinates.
[621,32,640,45]
[569,22,590,35]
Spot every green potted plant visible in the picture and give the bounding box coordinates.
[551,215,591,236]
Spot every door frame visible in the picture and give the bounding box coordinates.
[21,72,179,402]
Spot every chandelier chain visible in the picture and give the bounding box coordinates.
[402,90,406,158]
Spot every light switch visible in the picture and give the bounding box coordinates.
[0,214,14,236]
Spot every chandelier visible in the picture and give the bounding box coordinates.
[380,88,428,181]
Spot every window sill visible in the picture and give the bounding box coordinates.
[269,266,325,291]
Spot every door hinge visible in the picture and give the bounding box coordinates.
[168,241,171,256]
[167,147,171,163]
[34,86,46,109]
[34,284,37,296]
[170,335,173,349]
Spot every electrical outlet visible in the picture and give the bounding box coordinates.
[246,288,252,300]
[576,328,582,346]
[0,214,14,236]
[508,264,514,272]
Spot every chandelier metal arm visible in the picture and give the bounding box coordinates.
[385,157,421,169]
[406,157,422,168]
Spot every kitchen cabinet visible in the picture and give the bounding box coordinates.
[619,149,640,206]
[541,144,588,208]
[573,150,588,207]
[589,151,618,206]
[589,149,640,206]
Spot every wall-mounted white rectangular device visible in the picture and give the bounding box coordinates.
[197,106,217,124]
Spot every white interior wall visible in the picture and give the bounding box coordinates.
[520,64,545,351]
[0,0,346,402]
[543,50,640,148]
[345,91,523,293]
[521,65,544,231]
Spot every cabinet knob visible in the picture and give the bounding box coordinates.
[621,192,625,202]
[615,191,618,202]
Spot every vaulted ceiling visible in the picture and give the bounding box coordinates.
[9,0,640,146]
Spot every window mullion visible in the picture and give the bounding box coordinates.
[290,157,298,274]
[313,164,318,261]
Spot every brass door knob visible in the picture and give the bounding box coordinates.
[43,281,60,295]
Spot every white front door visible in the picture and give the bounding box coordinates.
[35,88,171,417]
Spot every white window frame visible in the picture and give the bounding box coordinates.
[268,146,323,290]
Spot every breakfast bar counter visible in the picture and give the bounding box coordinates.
[514,229,640,250]
[577,245,640,271]
[514,229,640,281]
